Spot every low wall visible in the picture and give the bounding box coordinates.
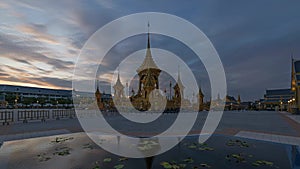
[0,109,75,125]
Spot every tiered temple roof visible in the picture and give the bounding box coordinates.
[137,32,159,73]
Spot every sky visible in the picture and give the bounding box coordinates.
[0,0,299,101]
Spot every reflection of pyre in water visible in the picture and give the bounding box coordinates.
[137,138,160,169]
[137,138,161,154]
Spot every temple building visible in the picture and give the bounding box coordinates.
[291,58,300,112]
[259,55,297,112]
[95,27,205,112]
[262,89,294,111]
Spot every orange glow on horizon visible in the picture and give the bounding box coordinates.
[0,80,71,90]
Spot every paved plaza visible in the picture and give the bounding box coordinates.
[1,111,300,143]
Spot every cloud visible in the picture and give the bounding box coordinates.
[17,24,59,45]
[0,72,10,78]
[1,0,300,101]
[0,32,73,71]
[0,1,9,9]
[0,23,75,90]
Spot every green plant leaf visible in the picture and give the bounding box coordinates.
[103,158,112,162]
[114,164,124,169]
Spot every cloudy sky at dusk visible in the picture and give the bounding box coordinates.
[0,0,299,101]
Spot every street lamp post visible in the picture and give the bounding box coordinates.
[292,98,296,113]
[14,99,18,108]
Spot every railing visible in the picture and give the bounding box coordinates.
[0,110,14,125]
[52,109,75,120]
[17,110,50,123]
[0,109,77,125]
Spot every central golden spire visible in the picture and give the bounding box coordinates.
[136,22,160,73]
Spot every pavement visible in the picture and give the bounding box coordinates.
[0,129,71,143]
[281,112,300,124]
[0,110,300,145]
[229,111,300,146]
[235,131,300,146]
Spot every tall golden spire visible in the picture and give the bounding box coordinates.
[114,71,124,90]
[95,80,100,94]
[198,85,204,97]
[95,80,101,105]
[237,94,241,104]
[137,22,159,73]
[113,70,125,98]
[291,52,296,92]
[176,65,184,89]
[173,65,185,99]
[147,21,150,49]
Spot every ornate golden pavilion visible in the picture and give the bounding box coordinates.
[96,31,204,112]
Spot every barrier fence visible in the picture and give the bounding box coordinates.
[17,110,50,123]
[52,109,75,120]
[0,110,14,125]
[0,109,76,125]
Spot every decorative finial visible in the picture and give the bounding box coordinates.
[178,65,180,78]
[147,21,150,49]
[96,79,99,91]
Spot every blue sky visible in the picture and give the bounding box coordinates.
[0,0,299,101]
